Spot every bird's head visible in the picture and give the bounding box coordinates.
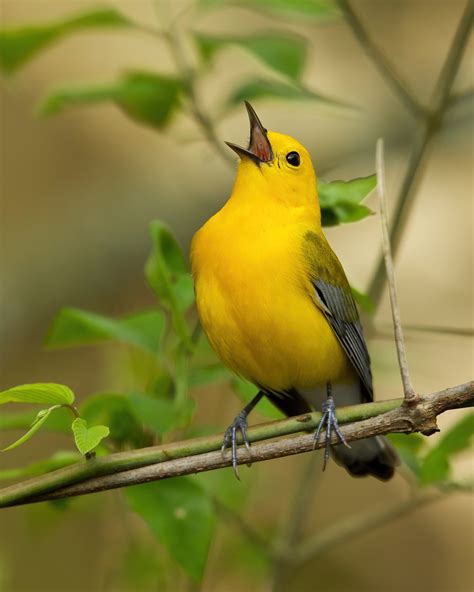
[226,102,318,212]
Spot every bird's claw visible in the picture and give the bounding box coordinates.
[221,411,251,480]
[313,396,350,470]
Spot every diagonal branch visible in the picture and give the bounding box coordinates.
[0,381,472,509]
[290,483,472,565]
[337,0,426,117]
[368,0,473,307]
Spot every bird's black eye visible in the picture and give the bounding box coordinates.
[286,151,300,167]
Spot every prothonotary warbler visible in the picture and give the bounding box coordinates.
[191,102,398,480]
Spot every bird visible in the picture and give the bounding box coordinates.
[190,102,398,481]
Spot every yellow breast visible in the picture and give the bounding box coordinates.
[190,198,353,392]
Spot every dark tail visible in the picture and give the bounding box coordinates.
[265,390,398,481]
[332,436,398,481]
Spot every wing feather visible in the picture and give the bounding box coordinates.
[303,231,373,401]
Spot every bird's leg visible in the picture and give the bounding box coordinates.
[222,390,264,480]
[313,382,350,470]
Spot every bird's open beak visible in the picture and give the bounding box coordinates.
[225,101,273,165]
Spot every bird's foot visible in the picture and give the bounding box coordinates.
[221,411,251,480]
[313,395,350,470]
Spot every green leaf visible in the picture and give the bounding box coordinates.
[419,413,474,485]
[71,417,110,454]
[145,221,192,307]
[0,8,131,74]
[1,405,61,451]
[200,0,340,21]
[0,451,80,481]
[40,71,183,130]
[319,175,377,205]
[319,175,376,226]
[145,221,194,342]
[322,202,373,226]
[0,383,74,406]
[116,72,183,129]
[232,377,284,420]
[125,478,216,582]
[387,433,427,477]
[226,77,350,110]
[127,392,195,435]
[46,307,165,354]
[122,310,166,352]
[195,32,307,81]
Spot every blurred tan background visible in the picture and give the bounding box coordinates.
[0,1,473,591]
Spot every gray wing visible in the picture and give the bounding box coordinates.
[313,279,373,401]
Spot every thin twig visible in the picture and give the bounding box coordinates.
[134,21,233,167]
[368,1,473,308]
[376,139,417,403]
[161,20,234,168]
[0,381,472,508]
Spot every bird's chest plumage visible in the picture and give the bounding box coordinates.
[191,204,352,391]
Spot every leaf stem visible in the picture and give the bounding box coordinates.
[63,404,80,419]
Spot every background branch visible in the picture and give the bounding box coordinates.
[270,454,322,591]
[138,19,234,167]
[365,0,473,308]
[291,485,470,565]
[337,0,426,117]
[0,381,472,509]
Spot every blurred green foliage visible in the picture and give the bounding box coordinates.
[388,418,474,487]
[0,8,131,73]
[0,0,472,588]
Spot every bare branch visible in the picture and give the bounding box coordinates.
[368,1,473,308]
[0,381,472,509]
[376,139,417,402]
[336,0,426,117]
[293,492,441,564]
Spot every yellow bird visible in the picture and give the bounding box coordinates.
[191,103,397,480]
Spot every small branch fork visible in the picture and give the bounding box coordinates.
[0,381,472,509]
